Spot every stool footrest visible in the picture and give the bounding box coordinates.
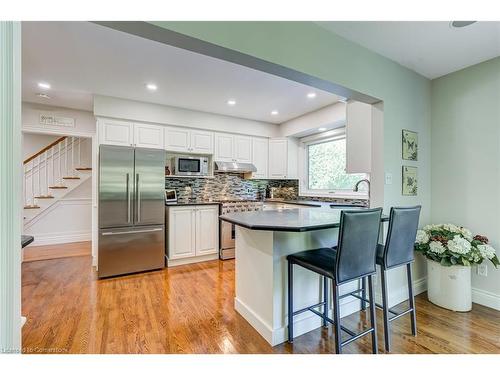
[388,308,413,322]
[292,301,326,316]
[341,327,375,347]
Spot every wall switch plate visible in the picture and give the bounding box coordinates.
[477,264,488,277]
[385,172,393,185]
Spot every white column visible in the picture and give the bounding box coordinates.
[0,20,22,353]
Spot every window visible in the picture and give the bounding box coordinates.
[303,136,367,197]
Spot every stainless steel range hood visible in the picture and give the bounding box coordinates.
[214,161,257,173]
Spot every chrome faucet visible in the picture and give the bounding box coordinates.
[353,179,371,201]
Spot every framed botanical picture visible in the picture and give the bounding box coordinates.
[402,166,418,196]
[402,129,418,161]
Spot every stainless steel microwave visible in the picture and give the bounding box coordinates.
[172,156,209,176]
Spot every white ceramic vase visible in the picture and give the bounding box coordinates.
[426,259,472,312]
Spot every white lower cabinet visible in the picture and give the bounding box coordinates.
[168,205,219,263]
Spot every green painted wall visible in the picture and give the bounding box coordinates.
[151,21,432,281]
[431,57,500,297]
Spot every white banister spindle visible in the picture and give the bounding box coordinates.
[78,138,81,167]
[58,142,62,185]
[30,160,35,206]
[44,151,49,196]
[36,156,40,199]
[23,164,27,206]
[65,138,68,176]
[71,137,75,174]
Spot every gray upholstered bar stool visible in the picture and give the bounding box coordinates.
[361,206,421,352]
[287,208,383,354]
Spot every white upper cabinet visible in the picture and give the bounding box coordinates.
[99,119,163,149]
[346,101,372,173]
[190,130,214,154]
[134,123,164,149]
[268,138,299,179]
[215,133,235,162]
[164,126,191,152]
[234,136,252,163]
[252,137,269,179]
[215,133,252,163]
[164,126,214,154]
[99,119,134,146]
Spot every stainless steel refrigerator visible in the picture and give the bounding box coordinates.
[98,145,165,278]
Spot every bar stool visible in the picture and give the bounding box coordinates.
[361,206,421,352]
[287,208,383,354]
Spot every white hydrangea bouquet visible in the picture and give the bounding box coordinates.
[415,224,500,267]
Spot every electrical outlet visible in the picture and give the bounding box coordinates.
[385,172,393,185]
[477,264,488,277]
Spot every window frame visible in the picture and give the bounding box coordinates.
[299,131,369,199]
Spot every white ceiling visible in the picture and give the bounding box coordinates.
[317,21,500,79]
[22,22,339,124]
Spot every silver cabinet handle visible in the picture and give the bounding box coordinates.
[102,228,162,236]
[126,173,131,223]
[136,173,140,223]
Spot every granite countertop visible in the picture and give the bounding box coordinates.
[166,200,221,207]
[220,207,388,232]
[265,199,367,208]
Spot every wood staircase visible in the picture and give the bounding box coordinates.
[23,136,92,224]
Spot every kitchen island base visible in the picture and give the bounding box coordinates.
[234,226,364,346]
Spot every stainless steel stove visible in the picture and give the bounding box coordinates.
[220,200,263,260]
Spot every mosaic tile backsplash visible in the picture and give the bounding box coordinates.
[165,173,368,206]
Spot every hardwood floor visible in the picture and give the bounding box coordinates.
[23,241,91,262]
[22,254,500,354]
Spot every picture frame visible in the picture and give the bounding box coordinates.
[402,166,418,196]
[402,129,418,161]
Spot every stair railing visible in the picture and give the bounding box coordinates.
[23,136,84,209]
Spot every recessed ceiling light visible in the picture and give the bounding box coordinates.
[38,82,51,90]
[271,110,279,115]
[36,93,51,99]
[146,83,158,91]
[318,127,327,131]
[227,99,236,106]
[450,21,477,28]
[307,92,317,99]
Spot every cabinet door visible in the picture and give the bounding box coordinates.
[168,207,196,259]
[215,133,234,162]
[164,126,190,153]
[252,137,268,179]
[268,139,288,179]
[99,119,133,146]
[195,205,219,255]
[134,123,164,149]
[234,136,252,163]
[191,130,214,154]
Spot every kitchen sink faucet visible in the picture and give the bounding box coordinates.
[353,179,370,202]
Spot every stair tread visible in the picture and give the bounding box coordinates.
[34,196,54,199]
[75,167,92,171]
[49,186,68,189]
[63,176,81,179]
[24,205,40,209]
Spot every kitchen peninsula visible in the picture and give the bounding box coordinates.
[220,207,388,346]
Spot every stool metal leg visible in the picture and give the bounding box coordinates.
[380,268,390,352]
[323,276,328,327]
[332,282,342,354]
[288,260,294,343]
[368,275,378,354]
[361,277,367,311]
[407,263,417,336]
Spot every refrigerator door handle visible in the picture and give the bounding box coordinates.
[101,228,163,236]
[136,173,140,223]
[126,173,131,223]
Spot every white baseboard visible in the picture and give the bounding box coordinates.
[27,231,91,246]
[166,253,219,267]
[235,294,362,346]
[472,288,500,311]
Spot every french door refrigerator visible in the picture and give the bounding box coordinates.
[98,145,165,278]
